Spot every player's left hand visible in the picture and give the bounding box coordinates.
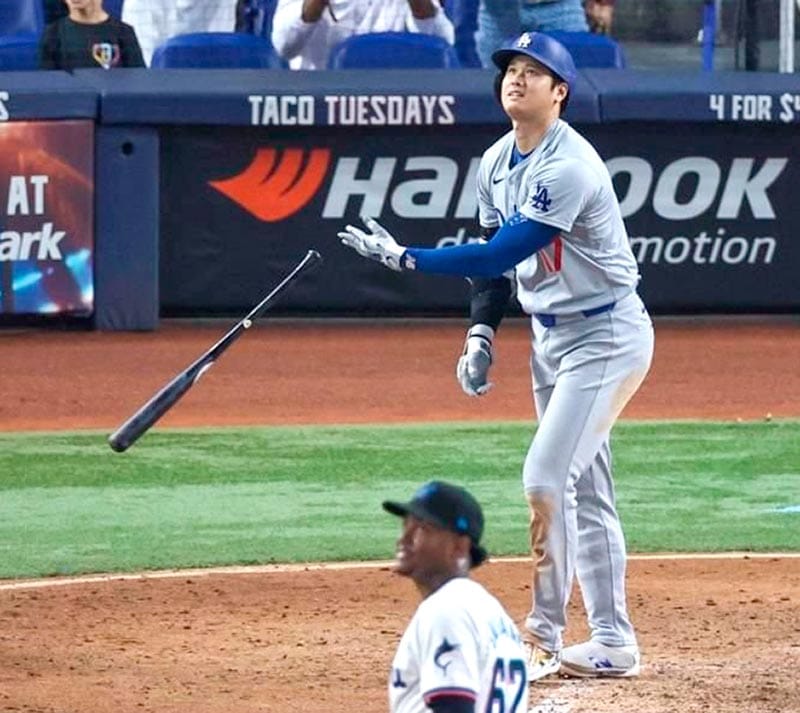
[456,324,495,397]
[338,217,407,271]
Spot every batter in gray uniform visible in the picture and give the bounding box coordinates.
[339,31,654,683]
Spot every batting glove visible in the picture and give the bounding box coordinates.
[456,324,495,397]
[338,217,408,272]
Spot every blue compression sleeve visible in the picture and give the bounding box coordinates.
[404,213,559,277]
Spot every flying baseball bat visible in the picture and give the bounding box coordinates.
[108,249,323,453]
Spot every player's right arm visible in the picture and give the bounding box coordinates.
[414,601,480,713]
[456,225,513,397]
[457,162,514,398]
[428,697,475,713]
[471,165,513,334]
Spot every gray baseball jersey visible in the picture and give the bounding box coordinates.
[477,118,640,315]
[389,577,528,713]
[475,119,654,656]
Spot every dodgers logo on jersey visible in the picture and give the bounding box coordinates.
[529,183,552,212]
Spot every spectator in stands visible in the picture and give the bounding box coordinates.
[476,0,588,67]
[39,0,145,70]
[235,0,252,32]
[121,0,238,66]
[271,0,455,70]
[738,0,760,71]
[583,0,614,35]
[235,0,275,37]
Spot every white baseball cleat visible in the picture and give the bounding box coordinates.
[560,640,641,678]
[524,642,562,682]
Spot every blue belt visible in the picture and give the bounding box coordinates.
[534,301,616,328]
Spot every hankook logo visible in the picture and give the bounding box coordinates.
[210,149,481,222]
[209,148,331,222]
[209,150,787,246]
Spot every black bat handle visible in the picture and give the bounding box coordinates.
[107,361,209,452]
[107,249,322,453]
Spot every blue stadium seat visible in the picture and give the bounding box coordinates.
[544,30,626,69]
[150,32,286,69]
[328,32,461,69]
[0,32,39,71]
[0,0,44,36]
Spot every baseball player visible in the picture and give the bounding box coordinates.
[383,480,529,713]
[340,31,654,682]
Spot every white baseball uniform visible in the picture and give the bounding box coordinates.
[390,577,528,713]
[477,119,654,652]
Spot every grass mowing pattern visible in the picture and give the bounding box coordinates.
[0,420,797,578]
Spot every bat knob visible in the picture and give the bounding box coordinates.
[108,433,129,453]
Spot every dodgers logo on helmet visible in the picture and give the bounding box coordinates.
[491,32,577,86]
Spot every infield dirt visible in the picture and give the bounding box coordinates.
[1,319,799,713]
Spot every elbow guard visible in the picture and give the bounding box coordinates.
[470,277,512,330]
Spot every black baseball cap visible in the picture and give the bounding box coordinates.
[383,480,488,567]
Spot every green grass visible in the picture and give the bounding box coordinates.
[0,420,798,579]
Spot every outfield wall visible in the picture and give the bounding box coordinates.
[0,68,798,330]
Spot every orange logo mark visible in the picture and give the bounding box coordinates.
[209,148,331,222]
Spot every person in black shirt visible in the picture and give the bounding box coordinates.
[39,0,145,70]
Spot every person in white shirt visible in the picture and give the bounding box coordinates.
[122,0,237,66]
[383,480,529,713]
[271,0,455,70]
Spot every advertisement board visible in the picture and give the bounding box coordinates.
[0,121,94,318]
[159,121,797,315]
[591,122,797,312]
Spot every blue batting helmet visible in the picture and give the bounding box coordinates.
[491,32,577,87]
